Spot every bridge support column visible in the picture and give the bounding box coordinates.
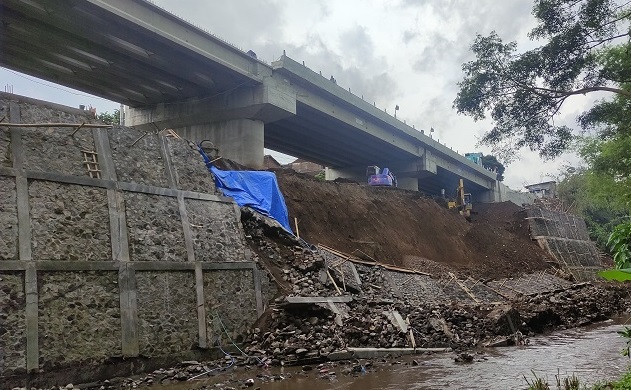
[175,119,264,169]
[396,177,418,191]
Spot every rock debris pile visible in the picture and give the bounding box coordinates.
[239,209,631,366]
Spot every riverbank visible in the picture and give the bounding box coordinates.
[18,318,631,390]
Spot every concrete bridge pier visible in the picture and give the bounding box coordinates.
[396,177,419,191]
[125,76,296,169]
[175,119,265,169]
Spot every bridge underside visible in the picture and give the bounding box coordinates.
[265,102,489,197]
[0,0,259,106]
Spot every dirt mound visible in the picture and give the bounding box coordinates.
[276,171,552,279]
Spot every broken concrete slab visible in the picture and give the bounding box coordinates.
[326,350,354,361]
[383,310,408,333]
[348,347,452,359]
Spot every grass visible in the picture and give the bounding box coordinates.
[524,369,631,390]
[524,371,582,390]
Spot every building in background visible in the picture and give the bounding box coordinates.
[525,181,557,198]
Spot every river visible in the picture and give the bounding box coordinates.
[156,318,631,390]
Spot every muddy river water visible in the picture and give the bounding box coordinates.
[157,318,631,390]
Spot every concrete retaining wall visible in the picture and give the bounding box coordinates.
[0,93,265,382]
[526,206,602,281]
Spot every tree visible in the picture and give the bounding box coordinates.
[480,154,506,181]
[579,83,631,201]
[454,0,631,161]
[556,167,629,248]
[97,109,120,125]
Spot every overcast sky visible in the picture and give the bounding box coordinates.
[1,0,597,189]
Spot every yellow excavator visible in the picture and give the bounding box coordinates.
[447,179,472,219]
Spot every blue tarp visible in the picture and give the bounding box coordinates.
[199,147,293,234]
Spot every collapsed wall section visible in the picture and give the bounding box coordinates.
[0,93,266,382]
[526,206,602,281]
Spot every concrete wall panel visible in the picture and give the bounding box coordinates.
[0,177,18,260]
[0,126,10,168]
[109,128,168,187]
[0,272,26,376]
[125,192,187,261]
[22,128,96,176]
[136,271,197,356]
[204,270,257,343]
[38,271,120,370]
[186,199,246,262]
[0,94,261,383]
[29,182,111,261]
[166,137,216,193]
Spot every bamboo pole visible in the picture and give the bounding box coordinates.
[0,122,112,128]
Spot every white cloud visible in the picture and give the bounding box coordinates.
[0,0,605,190]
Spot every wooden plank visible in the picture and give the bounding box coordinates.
[326,268,342,295]
[483,282,513,300]
[449,272,480,303]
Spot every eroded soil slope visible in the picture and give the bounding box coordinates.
[276,170,553,279]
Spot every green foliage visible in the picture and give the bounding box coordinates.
[608,369,631,389]
[97,109,120,125]
[556,168,629,250]
[454,0,631,160]
[314,170,325,181]
[481,154,506,181]
[598,268,631,281]
[608,220,631,268]
[618,326,631,358]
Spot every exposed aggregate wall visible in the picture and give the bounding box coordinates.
[29,182,111,261]
[37,272,121,370]
[0,93,266,383]
[205,270,258,343]
[109,127,169,187]
[166,138,216,193]
[0,272,26,376]
[125,192,187,262]
[23,127,95,176]
[187,198,245,262]
[136,272,198,356]
[0,176,18,260]
[0,126,10,167]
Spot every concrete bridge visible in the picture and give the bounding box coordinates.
[0,0,505,200]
